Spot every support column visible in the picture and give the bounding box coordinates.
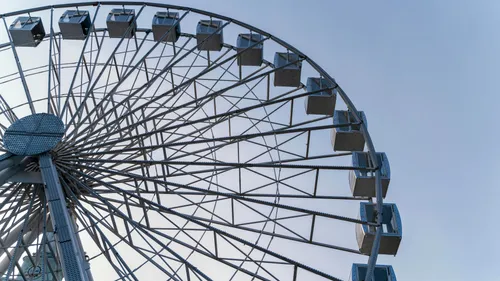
[39,153,92,281]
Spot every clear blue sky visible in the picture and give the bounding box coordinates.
[2,1,498,280]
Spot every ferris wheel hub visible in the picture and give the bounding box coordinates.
[3,113,64,156]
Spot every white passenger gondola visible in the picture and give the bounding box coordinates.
[9,16,45,47]
[350,152,390,198]
[236,33,263,66]
[305,77,336,115]
[106,8,136,38]
[196,20,224,51]
[152,12,181,43]
[274,52,302,87]
[356,203,402,255]
[332,110,367,151]
[350,264,397,281]
[59,10,91,40]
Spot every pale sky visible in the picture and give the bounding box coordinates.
[0,1,498,281]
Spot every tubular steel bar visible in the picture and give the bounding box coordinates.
[1,17,36,115]
[39,153,92,281]
[59,4,101,119]
[47,8,55,114]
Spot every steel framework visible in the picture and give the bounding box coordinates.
[0,2,400,281]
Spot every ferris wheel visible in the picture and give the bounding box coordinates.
[0,2,401,281]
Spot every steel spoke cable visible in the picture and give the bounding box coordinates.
[144,203,361,254]
[64,16,231,142]
[76,31,154,141]
[61,5,147,128]
[134,48,235,162]
[78,193,217,259]
[88,187,367,201]
[58,5,101,118]
[78,197,211,281]
[75,158,294,219]
[70,45,232,157]
[132,120,337,166]
[60,114,227,234]
[73,166,336,245]
[70,83,326,153]
[74,34,260,147]
[56,31,324,278]
[1,18,35,115]
[61,177,185,281]
[72,174,280,281]
[78,172,302,260]
[69,65,282,155]
[61,4,145,121]
[62,28,109,129]
[69,164,233,231]
[81,116,332,201]
[72,118,344,159]
[156,69,276,165]
[62,36,193,151]
[73,207,144,281]
[58,166,228,280]
[79,195,268,281]
[59,75,232,241]
[4,188,36,280]
[60,170,216,281]
[69,165,343,281]
[75,163,372,226]
[0,186,30,241]
[76,158,376,172]
[62,186,156,281]
[66,34,270,146]
[46,8,55,113]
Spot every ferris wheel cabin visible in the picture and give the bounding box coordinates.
[196,20,224,51]
[350,264,397,281]
[273,52,302,87]
[356,203,402,255]
[305,77,337,115]
[350,152,390,198]
[58,10,91,40]
[236,33,264,66]
[8,16,45,47]
[106,8,136,38]
[332,110,367,151]
[152,11,181,43]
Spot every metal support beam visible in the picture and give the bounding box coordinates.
[1,18,35,115]
[39,153,92,281]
